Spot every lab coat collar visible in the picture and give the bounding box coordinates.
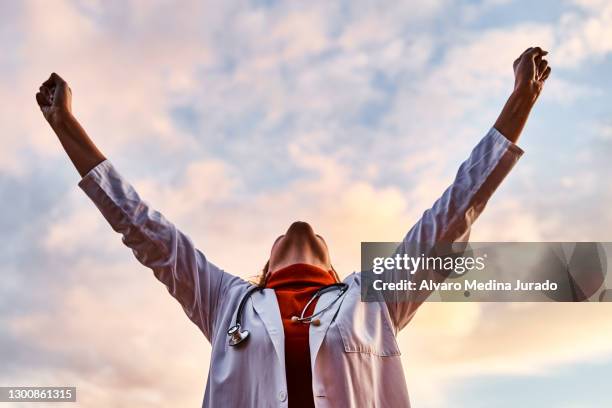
[250,288,285,367]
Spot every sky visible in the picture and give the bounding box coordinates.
[2,0,612,406]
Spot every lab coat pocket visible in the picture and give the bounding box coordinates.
[336,301,401,357]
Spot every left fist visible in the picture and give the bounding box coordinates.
[36,72,73,126]
[513,47,551,96]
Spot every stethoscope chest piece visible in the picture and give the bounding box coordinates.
[227,324,250,347]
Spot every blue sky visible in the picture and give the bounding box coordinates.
[2,0,612,406]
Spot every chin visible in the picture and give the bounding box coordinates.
[267,221,331,272]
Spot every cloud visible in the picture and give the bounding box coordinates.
[555,0,612,67]
[403,302,612,378]
[400,301,612,406]
[4,260,209,407]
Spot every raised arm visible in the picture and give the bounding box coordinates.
[36,73,245,340]
[386,47,551,331]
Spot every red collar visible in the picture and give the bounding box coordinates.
[265,263,335,289]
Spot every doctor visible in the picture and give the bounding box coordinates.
[36,47,550,407]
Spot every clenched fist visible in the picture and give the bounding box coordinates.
[493,46,552,143]
[513,47,551,96]
[36,72,72,125]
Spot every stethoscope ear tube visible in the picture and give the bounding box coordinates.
[292,283,349,325]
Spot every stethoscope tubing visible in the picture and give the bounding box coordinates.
[294,283,348,324]
[227,282,349,347]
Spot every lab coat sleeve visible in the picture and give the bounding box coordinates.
[387,127,524,332]
[79,160,240,341]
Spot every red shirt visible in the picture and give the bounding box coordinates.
[265,263,336,408]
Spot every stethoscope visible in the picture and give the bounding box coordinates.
[227,283,349,347]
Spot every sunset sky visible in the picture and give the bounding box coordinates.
[2,0,612,406]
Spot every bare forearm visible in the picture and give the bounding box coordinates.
[494,86,539,144]
[51,113,105,177]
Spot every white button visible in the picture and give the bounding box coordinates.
[278,390,287,402]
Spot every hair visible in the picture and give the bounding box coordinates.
[255,261,341,287]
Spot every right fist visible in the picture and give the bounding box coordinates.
[512,47,551,97]
[36,73,72,125]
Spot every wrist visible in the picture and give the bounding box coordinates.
[512,81,541,104]
[494,83,539,144]
[49,110,76,129]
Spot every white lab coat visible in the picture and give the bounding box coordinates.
[79,127,523,407]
